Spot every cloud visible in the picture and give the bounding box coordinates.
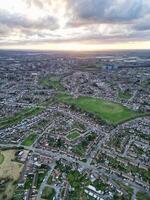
[66,0,143,26]
[133,14,150,31]
[26,0,44,8]
[0,0,150,47]
[0,7,59,44]
[64,0,150,43]
[0,9,59,30]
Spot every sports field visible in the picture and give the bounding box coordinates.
[57,93,146,125]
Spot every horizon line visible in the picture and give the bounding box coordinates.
[0,48,150,52]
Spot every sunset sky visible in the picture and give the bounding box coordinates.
[0,0,150,51]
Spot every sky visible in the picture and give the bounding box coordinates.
[0,0,150,51]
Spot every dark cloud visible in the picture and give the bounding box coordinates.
[66,0,143,25]
[64,0,150,43]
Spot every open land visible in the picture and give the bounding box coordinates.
[57,93,147,124]
[0,150,23,200]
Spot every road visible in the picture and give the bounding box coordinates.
[0,142,149,194]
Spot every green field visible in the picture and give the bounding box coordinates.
[66,131,80,140]
[0,107,44,129]
[57,93,146,125]
[22,133,37,146]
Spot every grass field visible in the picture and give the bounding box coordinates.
[22,132,37,146]
[0,106,44,129]
[0,150,23,200]
[57,93,146,125]
[66,130,80,140]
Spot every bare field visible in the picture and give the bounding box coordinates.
[0,150,23,200]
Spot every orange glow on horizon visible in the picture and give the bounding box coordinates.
[1,41,150,51]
